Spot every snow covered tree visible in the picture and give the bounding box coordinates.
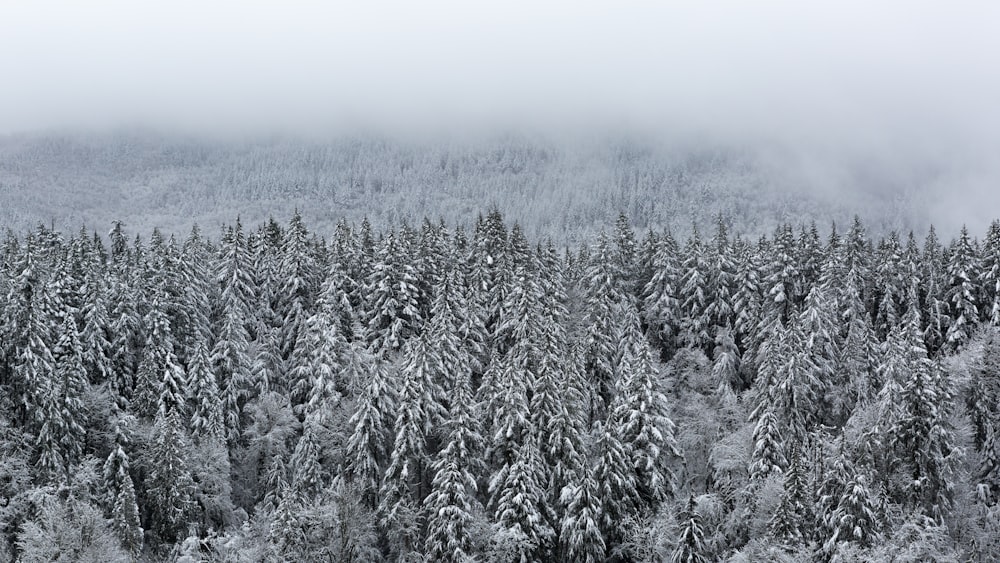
[611,304,680,511]
[677,227,712,349]
[559,466,605,563]
[187,340,224,441]
[491,435,554,562]
[342,357,395,510]
[145,411,197,544]
[642,229,682,356]
[981,220,1000,326]
[672,495,709,563]
[364,230,424,357]
[889,308,957,521]
[945,225,981,349]
[423,370,483,563]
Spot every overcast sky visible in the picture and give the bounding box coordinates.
[2,1,998,231]
[1,1,996,137]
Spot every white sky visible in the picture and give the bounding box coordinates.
[1,1,997,141]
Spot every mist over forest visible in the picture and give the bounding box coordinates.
[0,129,985,244]
[2,2,1000,562]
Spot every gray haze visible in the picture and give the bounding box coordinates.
[1,1,999,232]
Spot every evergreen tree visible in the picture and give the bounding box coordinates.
[945,225,981,349]
[672,495,709,563]
[423,370,483,563]
[558,466,605,563]
[364,231,424,357]
[343,357,395,510]
[187,340,224,441]
[642,229,682,356]
[145,411,197,544]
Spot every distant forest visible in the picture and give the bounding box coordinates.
[0,131,935,244]
[1,210,999,561]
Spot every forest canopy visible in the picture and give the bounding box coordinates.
[1,210,999,561]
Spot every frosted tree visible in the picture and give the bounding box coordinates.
[611,303,680,511]
[593,421,640,554]
[146,411,197,544]
[583,232,628,418]
[769,446,810,545]
[277,211,319,361]
[364,230,424,357]
[559,466,605,563]
[677,227,711,349]
[748,406,786,482]
[212,295,252,442]
[642,229,682,356]
[672,495,708,563]
[187,340,224,441]
[35,315,87,480]
[290,418,325,500]
[491,435,554,562]
[423,370,483,563]
[379,334,446,556]
[343,357,396,510]
[133,296,186,419]
[945,225,981,349]
[889,307,957,521]
[103,415,143,558]
[981,220,1000,326]
[704,215,736,331]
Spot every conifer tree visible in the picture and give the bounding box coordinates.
[423,370,483,563]
[611,304,680,511]
[364,231,424,357]
[945,225,981,349]
[290,418,324,500]
[343,357,396,510]
[678,227,711,349]
[642,229,682,356]
[981,220,1000,326]
[559,466,605,563]
[492,435,554,562]
[145,411,197,543]
[672,495,708,563]
[187,340,224,441]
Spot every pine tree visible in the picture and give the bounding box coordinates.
[364,230,424,357]
[611,304,680,511]
[187,340,224,441]
[748,407,786,482]
[945,225,981,349]
[889,308,957,521]
[423,371,483,563]
[769,446,810,545]
[671,495,708,563]
[343,357,395,510]
[145,411,196,543]
[212,296,252,442]
[559,466,605,563]
[642,229,682,356]
[35,315,87,480]
[678,227,711,349]
[276,211,319,362]
[981,220,1000,326]
[593,421,640,552]
[379,334,446,554]
[492,435,554,562]
[704,215,736,332]
[290,417,324,499]
[582,232,628,419]
[133,296,186,419]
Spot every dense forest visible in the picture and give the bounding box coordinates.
[0,131,935,243]
[1,209,1000,562]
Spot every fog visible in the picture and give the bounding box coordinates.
[2,1,999,231]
